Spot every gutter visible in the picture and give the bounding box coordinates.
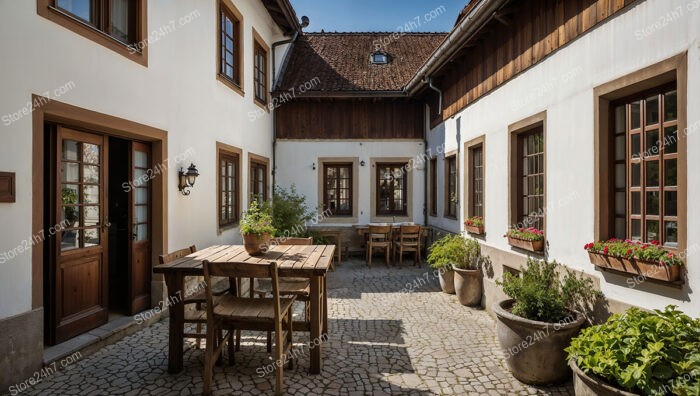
[405,0,509,95]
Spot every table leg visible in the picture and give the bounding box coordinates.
[323,275,328,335]
[164,273,185,374]
[309,275,323,374]
[337,237,342,267]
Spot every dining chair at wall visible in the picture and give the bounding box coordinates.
[393,225,422,268]
[202,260,295,396]
[366,225,393,267]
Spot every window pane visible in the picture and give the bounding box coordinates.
[665,191,677,216]
[62,163,80,183]
[62,140,79,161]
[646,220,659,242]
[57,0,94,23]
[615,192,625,215]
[630,134,641,158]
[83,185,99,204]
[630,101,641,129]
[631,163,641,187]
[614,106,626,134]
[614,135,625,161]
[134,205,148,223]
[83,228,100,247]
[83,206,99,227]
[614,218,626,239]
[631,192,641,215]
[665,221,678,247]
[646,191,659,215]
[136,224,148,241]
[61,206,79,228]
[135,187,147,205]
[109,0,134,43]
[646,96,659,125]
[645,129,659,153]
[631,219,641,240]
[664,127,678,153]
[664,90,677,121]
[83,165,100,183]
[134,150,148,168]
[615,164,625,189]
[664,159,677,186]
[646,161,659,186]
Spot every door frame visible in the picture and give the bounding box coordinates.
[32,96,168,316]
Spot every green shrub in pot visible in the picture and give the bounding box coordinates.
[566,306,700,395]
[427,234,475,294]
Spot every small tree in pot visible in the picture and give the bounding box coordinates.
[427,234,469,294]
[494,259,601,385]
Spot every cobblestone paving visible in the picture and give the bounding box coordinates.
[26,259,573,395]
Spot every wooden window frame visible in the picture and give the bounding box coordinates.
[217,0,244,96]
[216,142,241,231]
[444,153,458,219]
[465,136,485,221]
[247,153,269,203]
[508,112,547,234]
[429,158,437,216]
[322,163,353,217]
[252,28,270,109]
[0,172,16,203]
[37,0,148,66]
[595,53,687,254]
[375,162,409,216]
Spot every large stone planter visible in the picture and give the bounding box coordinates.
[453,268,481,306]
[570,359,638,396]
[437,268,455,294]
[493,299,585,385]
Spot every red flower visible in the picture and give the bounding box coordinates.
[626,249,633,255]
[651,239,660,246]
[660,261,666,267]
[603,247,609,255]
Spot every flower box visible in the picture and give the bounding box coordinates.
[507,236,544,252]
[465,225,484,235]
[587,252,629,272]
[585,239,682,283]
[631,259,681,282]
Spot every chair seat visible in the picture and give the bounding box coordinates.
[255,278,311,297]
[213,294,295,322]
[184,309,207,323]
[369,241,391,247]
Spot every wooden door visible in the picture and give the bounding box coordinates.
[128,141,151,314]
[54,127,109,343]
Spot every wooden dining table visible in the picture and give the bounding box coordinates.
[153,244,336,375]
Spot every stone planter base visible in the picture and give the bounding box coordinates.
[493,299,584,385]
[453,268,481,306]
[438,269,455,294]
[570,359,638,396]
[507,237,544,252]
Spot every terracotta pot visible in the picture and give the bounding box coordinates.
[493,299,585,385]
[453,267,481,306]
[242,233,271,256]
[465,225,485,235]
[630,259,681,282]
[437,268,455,294]
[570,359,639,396]
[507,236,544,252]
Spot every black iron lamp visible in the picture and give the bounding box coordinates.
[178,163,199,195]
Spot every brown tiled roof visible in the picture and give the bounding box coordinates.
[276,32,448,94]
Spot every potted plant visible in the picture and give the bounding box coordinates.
[494,259,601,385]
[464,216,485,235]
[240,200,276,256]
[506,227,544,252]
[452,237,483,306]
[585,239,682,282]
[426,234,466,294]
[567,306,700,396]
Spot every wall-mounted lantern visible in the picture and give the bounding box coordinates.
[178,163,200,196]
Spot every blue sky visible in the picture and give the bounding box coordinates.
[289,0,467,33]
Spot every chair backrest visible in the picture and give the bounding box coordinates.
[369,225,392,241]
[279,237,313,245]
[399,225,421,244]
[202,260,282,319]
[159,245,197,264]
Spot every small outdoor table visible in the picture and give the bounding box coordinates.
[153,244,335,374]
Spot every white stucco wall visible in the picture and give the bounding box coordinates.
[275,140,427,226]
[0,0,290,319]
[428,0,700,316]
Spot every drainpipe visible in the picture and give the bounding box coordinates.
[423,77,442,229]
[270,31,300,194]
[426,77,442,114]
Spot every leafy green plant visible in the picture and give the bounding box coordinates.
[567,306,700,395]
[427,234,480,270]
[506,227,544,241]
[271,185,315,235]
[585,238,682,266]
[240,200,275,236]
[497,259,601,323]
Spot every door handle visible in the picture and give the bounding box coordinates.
[101,218,112,231]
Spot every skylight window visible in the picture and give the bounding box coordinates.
[370,51,389,65]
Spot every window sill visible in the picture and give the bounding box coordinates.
[217,74,245,97]
[37,2,148,67]
[217,222,239,235]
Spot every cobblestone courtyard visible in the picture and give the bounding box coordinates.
[25,259,573,395]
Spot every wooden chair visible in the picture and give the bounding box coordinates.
[366,225,392,267]
[393,225,422,268]
[202,261,295,396]
[159,246,207,349]
[253,237,312,352]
